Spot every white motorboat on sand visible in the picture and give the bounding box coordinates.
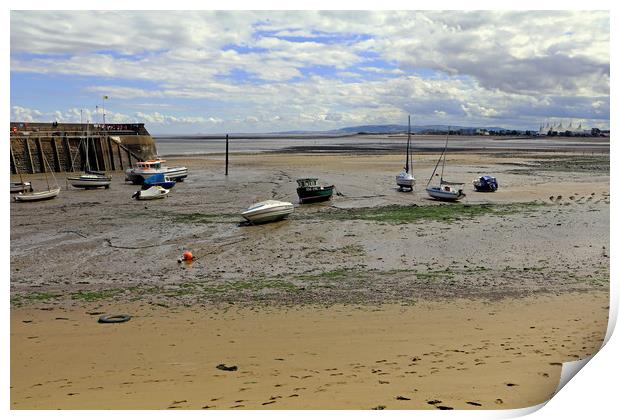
[132,185,170,200]
[241,200,294,224]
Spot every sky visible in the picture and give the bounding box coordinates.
[9,10,610,134]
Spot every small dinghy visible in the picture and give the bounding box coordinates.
[296,178,334,203]
[10,182,33,193]
[241,200,294,224]
[132,185,169,200]
[473,175,498,192]
[14,187,61,202]
[142,173,176,190]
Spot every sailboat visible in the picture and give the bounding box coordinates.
[67,122,112,189]
[396,115,415,191]
[14,151,60,202]
[425,127,465,201]
[10,162,33,193]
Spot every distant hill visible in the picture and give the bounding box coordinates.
[326,124,510,134]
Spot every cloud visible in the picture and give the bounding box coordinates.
[11,106,43,122]
[9,11,610,131]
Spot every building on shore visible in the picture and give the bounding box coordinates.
[538,120,591,136]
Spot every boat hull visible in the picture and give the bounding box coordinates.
[14,188,61,202]
[126,167,188,184]
[426,186,465,201]
[242,201,294,224]
[396,172,415,190]
[142,181,176,190]
[67,175,112,189]
[297,185,334,203]
[10,182,32,193]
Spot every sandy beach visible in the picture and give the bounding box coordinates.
[10,139,610,409]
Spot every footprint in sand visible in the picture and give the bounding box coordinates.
[262,400,276,406]
[495,399,504,405]
[466,401,482,406]
[427,400,442,406]
[395,396,411,401]
[436,406,454,410]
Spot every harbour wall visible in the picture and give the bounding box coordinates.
[9,122,158,174]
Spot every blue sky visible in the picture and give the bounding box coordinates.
[10,11,610,134]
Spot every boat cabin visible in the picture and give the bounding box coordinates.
[135,160,166,170]
[296,178,319,187]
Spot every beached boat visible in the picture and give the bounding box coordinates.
[296,178,334,203]
[132,185,170,200]
[396,115,416,191]
[425,127,465,201]
[14,187,61,202]
[142,173,176,190]
[67,173,112,189]
[10,182,33,193]
[67,125,112,189]
[473,175,498,192]
[14,151,60,202]
[125,160,188,184]
[241,200,294,224]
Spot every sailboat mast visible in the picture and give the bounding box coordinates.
[439,126,449,183]
[405,115,410,172]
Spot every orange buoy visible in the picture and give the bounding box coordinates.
[182,250,193,261]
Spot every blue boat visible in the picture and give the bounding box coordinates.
[473,175,498,192]
[142,173,176,190]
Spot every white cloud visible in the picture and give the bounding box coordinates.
[9,11,610,131]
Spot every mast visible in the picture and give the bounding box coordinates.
[405,115,410,172]
[439,126,450,183]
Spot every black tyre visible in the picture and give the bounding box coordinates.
[98,314,132,324]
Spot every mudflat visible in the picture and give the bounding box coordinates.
[10,146,610,409]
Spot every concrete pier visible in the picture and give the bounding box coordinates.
[9,122,158,174]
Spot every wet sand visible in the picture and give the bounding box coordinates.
[10,292,609,410]
[10,147,610,409]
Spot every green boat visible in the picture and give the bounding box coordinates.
[296,178,335,204]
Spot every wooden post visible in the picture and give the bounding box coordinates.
[25,138,34,174]
[63,135,74,172]
[51,137,61,172]
[225,134,229,176]
[10,142,17,175]
[92,137,101,171]
[117,143,124,170]
[127,149,132,167]
[79,137,86,171]
[107,137,116,171]
[35,137,45,173]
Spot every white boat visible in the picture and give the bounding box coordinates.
[396,115,416,191]
[132,186,170,200]
[14,187,61,202]
[241,200,294,224]
[67,173,112,189]
[425,127,465,202]
[125,160,188,184]
[67,124,112,189]
[426,183,466,201]
[10,182,33,193]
